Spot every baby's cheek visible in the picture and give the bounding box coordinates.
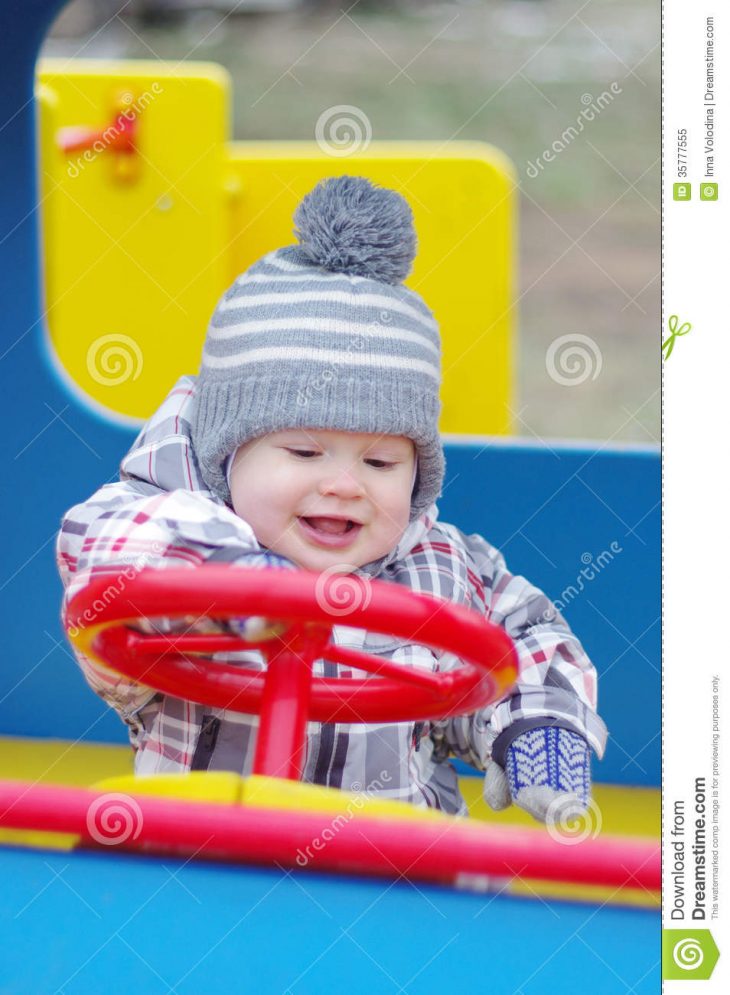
[231,497,271,544]
[391,493,413,532]
[263,512,303,555]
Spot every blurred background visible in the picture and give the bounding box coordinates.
[40,0,659,443]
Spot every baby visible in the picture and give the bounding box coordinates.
[57,176,607,824]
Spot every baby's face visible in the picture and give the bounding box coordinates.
[229,429,416,572]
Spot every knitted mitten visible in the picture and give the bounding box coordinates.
[483,726,591,824]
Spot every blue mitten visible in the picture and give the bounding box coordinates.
[483,726,591,824]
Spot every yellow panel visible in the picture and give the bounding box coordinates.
[0,736,658,838]
[0,827,79,852]
[0,734,131,784]
[36,59,231,422]
[226,142,516,436]
[509,878,660,910]
[0,737,132,853]
[91,771,447,821]
[93,771,242,804]
[239,774,447,821]
[36,58,515,433]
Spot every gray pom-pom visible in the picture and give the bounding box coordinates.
[293,176,416,285]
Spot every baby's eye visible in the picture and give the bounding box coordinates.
[286,449,319,458]
[365,459,395,470]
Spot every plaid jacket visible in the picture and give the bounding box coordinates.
[56,376,607,814]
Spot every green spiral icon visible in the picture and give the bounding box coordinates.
[673,938,703,970]
[662,929,719,980]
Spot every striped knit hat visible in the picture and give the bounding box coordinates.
[191,175,444,523]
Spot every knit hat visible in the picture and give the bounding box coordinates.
[191,175,445,523]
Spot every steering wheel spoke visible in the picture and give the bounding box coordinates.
[322,643,445,692]
[124,629,289,656]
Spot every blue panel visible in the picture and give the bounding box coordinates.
[0,847,659,994]
[440,440,660,787]
[0,1,659,793]
[0,0,137,745]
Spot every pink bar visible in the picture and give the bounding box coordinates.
[0,779,660,893]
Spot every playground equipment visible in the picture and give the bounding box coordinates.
[0,11,659,991]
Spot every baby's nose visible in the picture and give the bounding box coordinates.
[318,465,365,497]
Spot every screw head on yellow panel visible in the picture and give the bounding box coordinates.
[112,154,140,184]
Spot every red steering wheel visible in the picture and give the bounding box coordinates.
[67,566,518,780]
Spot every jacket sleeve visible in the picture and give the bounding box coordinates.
[56,480,294,721]
[431,530,608,770]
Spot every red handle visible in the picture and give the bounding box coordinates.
[0,779,661,895]
[57,101,137,155]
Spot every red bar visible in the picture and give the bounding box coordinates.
[0,780,660,893]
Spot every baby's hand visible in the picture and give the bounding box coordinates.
[228,616,289,641]
[226,549,298,641]
[483,726,591,825]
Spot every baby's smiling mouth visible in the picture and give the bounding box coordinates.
[300,516,359,535]
[295,514,367,551]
